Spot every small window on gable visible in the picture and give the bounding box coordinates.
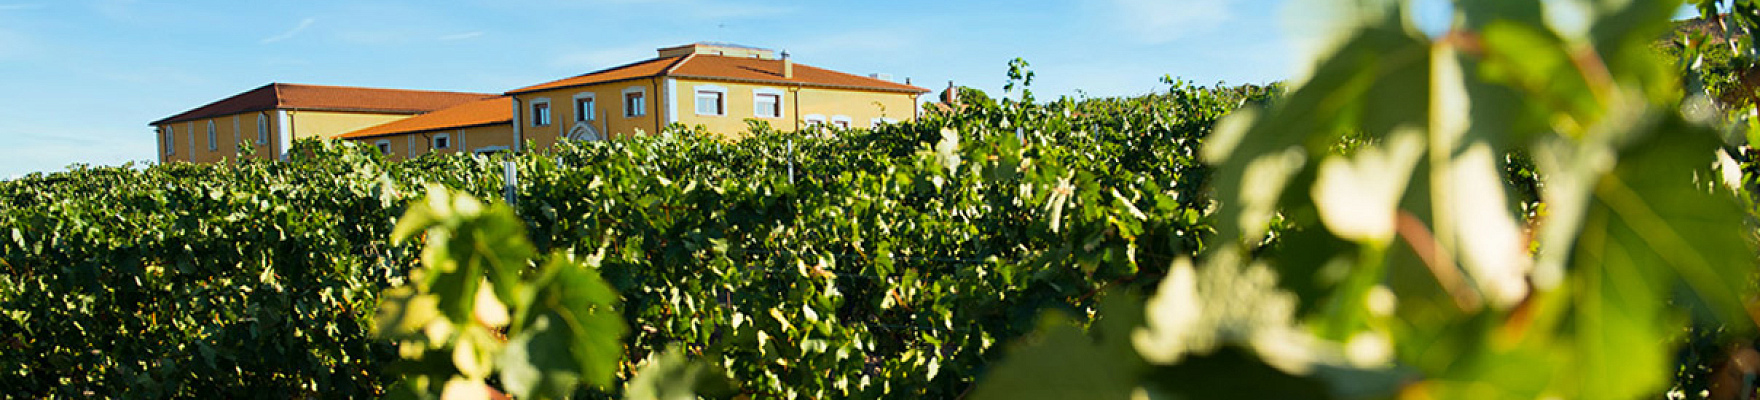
[694,85,727,116]
[623,87,647,117]
[754,88,784,118]
[574,93,596,122]
[830,115,852,129]
[206,121,218,151]
[256,114,269,144]
[531,99,552,126]
[434,133,451,150]
[376,140,391,155]
[164,127,175,155]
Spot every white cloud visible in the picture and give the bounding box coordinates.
[439,31,485,41]
[261,18,315,44]
[1107,0,1234,44]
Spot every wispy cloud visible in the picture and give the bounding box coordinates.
[439,31,485,41]
[1105,0,1235,44]
[261,18,316,44]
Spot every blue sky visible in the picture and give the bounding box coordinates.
[0,0,1695,178]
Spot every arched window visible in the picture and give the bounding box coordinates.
[206,120,218,151]
[257,113,269,144]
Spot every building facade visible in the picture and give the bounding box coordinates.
[500,43,928,152]
[156,44,927,163]
[150,83,497,163]
[332,96,515,159]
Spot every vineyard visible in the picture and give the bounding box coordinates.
[0,71,1269,397]
[7,0,1760,399]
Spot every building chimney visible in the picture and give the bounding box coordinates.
[781,50,793,79]
[943,81,958,105]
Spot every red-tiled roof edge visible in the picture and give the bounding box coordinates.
[336,120,511,140]
[780,62,930,93]
[152,83,498,126]
[669,74,929,93]
[507,55,928,95]
[150,83,278,126]
[273,82,498,98]
[505,56,686,95]
[663,53,697,75]
[271,83,286,108]
[333,96,513,139]
[683,59,930,93]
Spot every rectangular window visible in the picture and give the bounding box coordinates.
[376,140,391,155]
[434,133,451,149]
[575,97,595,122]
[531,102,551,126]
[696,90,724,116]
[164,127,175,155]
[834,120,850,128]
[625,92,646,117]
[755,93,781,118]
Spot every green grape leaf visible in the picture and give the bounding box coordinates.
[968,317,1141,400]
[624,347,737,400]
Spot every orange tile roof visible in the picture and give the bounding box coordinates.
[153,83,498,125]
[506,57,686,94]
[507,54,929,95]
[335,96,512,139]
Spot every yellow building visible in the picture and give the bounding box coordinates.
[501,42,929,151]
[159,44,929,162]
[150,83,497,163]
[332,96,515,160]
